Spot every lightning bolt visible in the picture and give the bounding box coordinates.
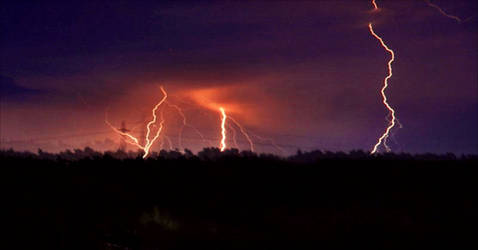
[424,0,462,23]
[369,23,397,154]
[142,87,168,157]
[386,115,404,149]
[368,1,398,154]
[228,116,254,152]
[158,136,165,152]
[164,135,174,151]
[142,88,168,158]
[219,107,227,152]
[166,102,209,150]
[106,86,168,158]
[105,119,144,150]
[227,123,240,149]
[251,133,285,155]
[371,0,379,10]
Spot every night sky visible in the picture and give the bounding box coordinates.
[1,0,477,155]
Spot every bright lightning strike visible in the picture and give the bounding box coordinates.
[142,88,168,158]
[424,0,462,23]
[368,23,398,154]
[371,0,379,10]
[142,87,168,158]
[105,119,144,150]
[219,107,227,152]
[215,107,254,152]
[106,86,168,158]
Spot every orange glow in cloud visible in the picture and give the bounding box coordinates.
[185,85,279,153]
[219,107,227,151]
[368,22,397,154]
[177,84,279,132]
[184,86,249,116]
[105,84,279,154]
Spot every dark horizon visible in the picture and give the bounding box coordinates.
[2,146,477,160]
[3,144,477,249]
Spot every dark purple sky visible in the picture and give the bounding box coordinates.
[1,0,477,155]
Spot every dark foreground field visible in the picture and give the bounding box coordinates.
[2,148,477,249]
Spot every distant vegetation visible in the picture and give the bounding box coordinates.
[2,147,476,162]
[2,148,477,249]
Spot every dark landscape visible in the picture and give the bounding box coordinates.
[2,148,477,249]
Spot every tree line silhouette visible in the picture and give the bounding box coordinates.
[2,147,477,249]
